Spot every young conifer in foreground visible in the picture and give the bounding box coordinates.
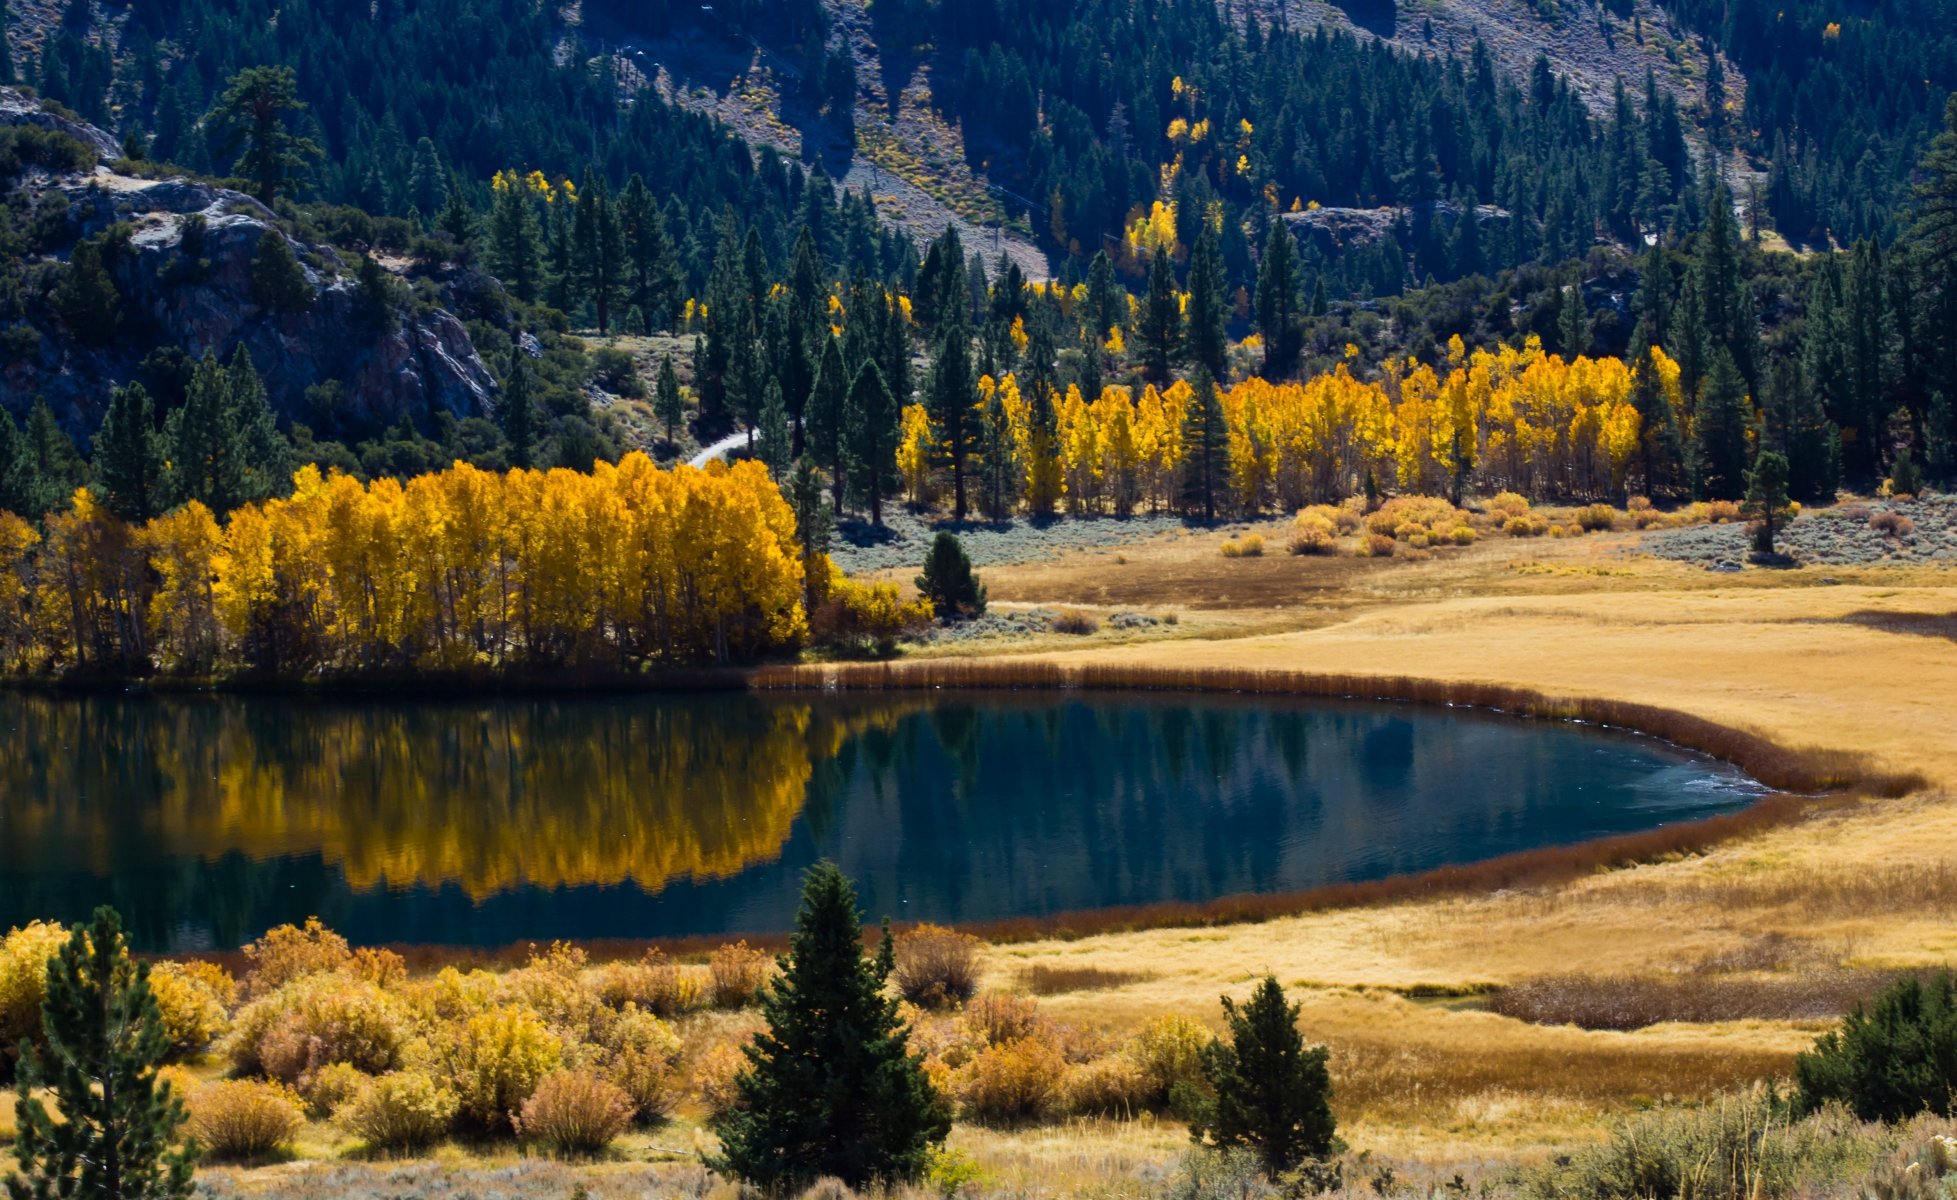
[7,907,199,1200]
[708,862,950,1190]
[1190,975,1337,1176]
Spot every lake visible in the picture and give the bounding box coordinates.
[0,691,1764,951]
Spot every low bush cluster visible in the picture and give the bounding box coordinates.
[893,925,982,1008]
[341,1069,461,1152]
[514,1069,636,1156]
[1219,534,1266,558]
[187,1079,307,1161]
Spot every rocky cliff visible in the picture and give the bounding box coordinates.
[0,88,500,440]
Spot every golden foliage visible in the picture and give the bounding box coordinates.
[186,1080,306,1161]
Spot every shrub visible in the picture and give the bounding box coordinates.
[588,956,708,1017]
[241,979,406,1083]
[1504,514,1549,537]
[1367,496,1463,536]
[1528,1087,1858,1200]
[1485,491,1531,518]
[295,1061,368,1118]
[611,1041,683,1122]
[147,961,231,1058]
[0,921,73,1043]
[348,947,407,988]
[1050,608,1101,635]
[1870,511,1916,538]
[692,1039,750,1118]
[1574,504,1618,532]
[515,1069,635,1156]
[957,1035,1067,1123]
[1359,532,1396,557]
[894,926,982,1008]
[1446,524,1477,545]
[917,532,987,618]
[341,1069,460,1151]
[1796,971,1957,1121]
[243,918,351,995]
[1700,499,1743,524]
[1063,1053,1151,1117]
[186,1080,305,1161]
[709,941,773,1009]
[444,1005,563,1131]
[1219,534,1265,558]
[1130,1014,1211,1106]
[962,991,1046,1047]
[1287,513,1338,555]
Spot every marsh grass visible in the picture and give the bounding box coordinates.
[1489,969,1923,1030]
[1022,965,1159,995]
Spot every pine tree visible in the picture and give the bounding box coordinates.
[1180,370,1231,521]
[1744,449,1792,556]
[488,178,544,304]
[1085,249,1123,350]
[654,353,684,449]
[1190,976,1336,1176]
[1023,372,1063,519]
[500,347,536,470]
[225,347,291,505]
[916,532,986,618]
[406,137,447,223]
[52,238,121,345]
[573,170,627,335]
[845,360,900,525]
[94,383,164,522]
[544,190,575,314]
[166,352,238,512]
[807,338,849,514]
[619,174,676,334]
[210,66,321,204]
[7,907,198,1200]
[1138,246,1183,385]
[17,399,86,518]
[1630,347,1685,497]
[1628,240,1671,354]
[249,229,312,314]
[1255,221,1302,379]
[708,863,950,1191]
[1761,356,1842,504]
[1843,239,1893,485]
[977,378,1017,520]
[787,455,830,610]
[1927,391,1955,487]
[436,172,477,256]
[0,1,14,87]
[927,321,976,518]
[1559,271,1590,359]
[1185,227,1229,381]
[354,255,394,331]
[1692,348,1753,501]
[758,378,791,479]
[0,409,23,516]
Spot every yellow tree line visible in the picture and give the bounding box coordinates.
[0,456,807,676]
[900,338,1676,516]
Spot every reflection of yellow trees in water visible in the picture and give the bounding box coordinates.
[0,696,925,898]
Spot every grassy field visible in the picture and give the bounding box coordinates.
[8,510,1955,1196]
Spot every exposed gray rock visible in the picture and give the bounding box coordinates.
[0,86,121,161]
[1,96,501,440]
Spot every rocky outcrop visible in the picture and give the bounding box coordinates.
[0,87,122,160]
[0,91,499,440]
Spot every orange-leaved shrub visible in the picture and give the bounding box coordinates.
[894,925,982,1008]
[962,990,1047,1047]
[187,1080,305,1161]
[441,1005,563,1131]
[708,941,773,1009]
[242,917,352,996]
[956,1034,1068,1123]
[515,1069,636,1156]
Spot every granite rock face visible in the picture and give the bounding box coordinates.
[0,89,500,440]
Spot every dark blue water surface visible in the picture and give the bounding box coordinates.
[0,691,1763,951]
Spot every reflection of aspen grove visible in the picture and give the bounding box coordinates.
[0,695,920,898]
[0,455,805,675]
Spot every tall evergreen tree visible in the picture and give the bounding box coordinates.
[1630,347,1685,496]
[436,172,477,255]
[1085,249,1123,348]
[927,321,976,518]
[1138,246,1183,385]
[654,353,684,449]
[1842,239,1894,484]
[1190,976,1336,1176]
[500,348,536,470]
[807,337,849,514]
[488,179,544,304]
[544,191,575,314]
[17,399,86,518]
[977,377,1017,520]
[0,1,14,86]
[248,229,312,314]
[787,455,830,611]
[1744,449,1793,556]
[165,352,239,512]
[1185,227,1229,380]
[94,383,165,523]
[0,409,24,517]
[1179,370,1231,521]
[619,174,675,334]
[1692,348,1753,501]
[225,347,291,505]
[1559,271,1590,358]
[1760,355,1841,504]
[210,65,321,204]
[845,360,900,525]
[1627,240,1671,354]
[7,907,198,1200]
[52,238,121,345]
[1255,221,1302,379]
[757,378,791,479]
[708,863,950,1190]
[406,137,447,223]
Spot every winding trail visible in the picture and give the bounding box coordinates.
[688,428,750,468]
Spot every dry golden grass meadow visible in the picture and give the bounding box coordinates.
[20,514,1957,1197]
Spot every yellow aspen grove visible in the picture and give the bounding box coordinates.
[0,455,807,680]
[1058,385,1102,514]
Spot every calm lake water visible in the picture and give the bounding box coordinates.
[0,691,1763,951]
